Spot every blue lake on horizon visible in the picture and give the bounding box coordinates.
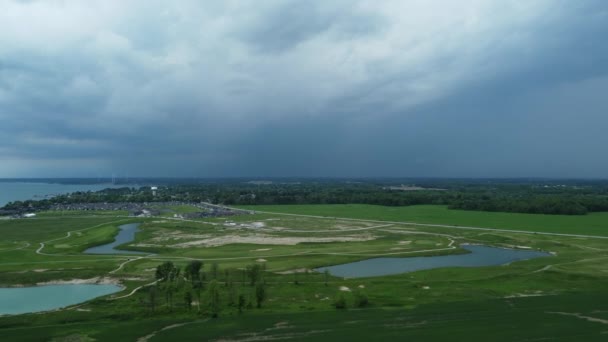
[315,245,552,278]
[0,182,123,207]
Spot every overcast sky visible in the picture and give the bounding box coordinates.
[1,0,607,178]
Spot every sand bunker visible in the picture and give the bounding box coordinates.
[170,234,375,248]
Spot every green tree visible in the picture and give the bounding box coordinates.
[238,294,246,313]
[185,260,203,286]
[208,280,221,318]
[149,285,158,313]
[155,262,179,310]
[211,262,219,280]
[354,290,369,308]
[246,263,262,286]
[184,291,193,311]
[255,282,266,308]
[185,260,204,312]
[334,293,347,309]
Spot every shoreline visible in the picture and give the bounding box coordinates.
[2,276,125,288]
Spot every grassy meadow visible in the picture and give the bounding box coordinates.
[240,204,608,236]
[1,204,608,341]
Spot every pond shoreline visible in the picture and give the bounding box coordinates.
[316,244,553,278]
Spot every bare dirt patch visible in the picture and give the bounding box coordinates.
[275,268,310,275]
[37,277,122,286]
[169,234,375,248]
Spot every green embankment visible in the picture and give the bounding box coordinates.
[239,204,608,236]
[4,293,608,342]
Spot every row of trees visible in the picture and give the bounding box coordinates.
[5,180,608,216]
[146,261,267,317]
[144,261,371,316]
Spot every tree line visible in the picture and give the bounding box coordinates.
[4,179,608,216]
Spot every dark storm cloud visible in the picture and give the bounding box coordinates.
[1,0,607,177]
[236,0,384,53]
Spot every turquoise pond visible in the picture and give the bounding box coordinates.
[0,284,122,315]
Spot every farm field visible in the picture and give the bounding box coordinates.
[1,204,608,341]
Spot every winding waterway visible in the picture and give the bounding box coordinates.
[84,223,146,255]
[316,245,551,278]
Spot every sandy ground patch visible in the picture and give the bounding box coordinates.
[275,268,310,275]
[339,286,351,292]
[169,234,375,248]
[37,277,122,286]
[256,259,267,263]
[245,222,266,228]
[499,244,533,249]
[148,230,213,243]
[251,248,272,252]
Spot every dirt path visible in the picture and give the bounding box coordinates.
[109,256,146,274]
[0,242,30,252]
[110,280,158,300]
[546,311,608,325]
[136,320,208,342]
[36,219,130,256]
[528,265,552,274]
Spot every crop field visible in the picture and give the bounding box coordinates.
[2,204,608,341]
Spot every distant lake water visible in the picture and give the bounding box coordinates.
[0,182,121,207]
[0,284,122,315]
[316,245,552,278]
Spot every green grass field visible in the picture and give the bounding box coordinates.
[239,204,608,236]
[2,204,608,341]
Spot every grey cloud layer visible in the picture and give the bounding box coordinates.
[1,0,607,177]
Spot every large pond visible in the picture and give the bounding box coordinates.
[316,245,552,278]
[84,223,146,255]
[0,284,122,315]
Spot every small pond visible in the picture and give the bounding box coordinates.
[316,245,552,278]
[84,223,146,255]
[0,284,122,315]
